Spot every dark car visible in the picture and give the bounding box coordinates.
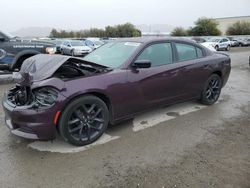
[0,31,56,71]
[227,37,240,47]
[2,38,231,146]
[49,39,64,54]
[238,38,250,47]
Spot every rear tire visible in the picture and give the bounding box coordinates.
[215,45,219,51]
[59,95,109,146]
[225,45,230,51]
[200,74,222,105]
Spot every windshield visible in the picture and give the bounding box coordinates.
[71,41,84,46]
[83,42,141,68]
[208,38,221,42]
[54,40,63,45]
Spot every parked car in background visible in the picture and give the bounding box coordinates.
[227,37,239,47]
[202,37,231,51]
[0,31,56,70]
[85,38,105,49]
[237,38,250,47]
[191,37,207,43]
[243,38,250,46]
[61,40,92,56]
[50,39,64,54]
[201,42,216,51]
[2,38,231,146]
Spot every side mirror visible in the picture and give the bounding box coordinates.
[0,37,5,42]
[67,44,71,47]
[132,59,151,69]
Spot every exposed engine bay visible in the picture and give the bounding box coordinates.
[7,85,58,107]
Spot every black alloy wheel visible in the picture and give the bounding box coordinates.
[59,95,109,146]
[200,74,222,105]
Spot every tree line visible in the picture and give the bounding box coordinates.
[49,23,141,38]
[171,17,250,36]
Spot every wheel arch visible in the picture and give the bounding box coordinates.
[11,50,41,70]
[211,70,224,85]
[212,70,222,77]
[57,91,114,130]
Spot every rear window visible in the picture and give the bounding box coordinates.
[176,43,204,61]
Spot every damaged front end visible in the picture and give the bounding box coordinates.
[7,84,58,108]
[10,69,59,108]
[2,54,112,140]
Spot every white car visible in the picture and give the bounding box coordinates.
[202,37,231,51]
[201,42,216,51]
[61,40,92,56]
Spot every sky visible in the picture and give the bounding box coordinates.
[1,0,250,32]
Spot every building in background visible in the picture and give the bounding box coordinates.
[214,15,250,35]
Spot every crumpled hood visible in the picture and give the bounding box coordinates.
[13,54,106,86]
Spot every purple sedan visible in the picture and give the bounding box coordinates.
[2,38,231,146]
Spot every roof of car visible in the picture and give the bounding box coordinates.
[116,37,196,44]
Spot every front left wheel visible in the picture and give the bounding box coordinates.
[59,95,109,146]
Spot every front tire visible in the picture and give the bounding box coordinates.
[215,45,219,51]
[200,74,222,105]
[59,95,109,146]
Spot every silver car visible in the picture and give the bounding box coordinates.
[61,40,92,56]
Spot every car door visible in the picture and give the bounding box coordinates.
[127,42,185,112]
[0,34,16,66]
[174,42,212,98]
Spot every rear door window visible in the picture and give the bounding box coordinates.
[175,43,197,61]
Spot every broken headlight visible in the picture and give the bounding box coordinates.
[33,87,58,107]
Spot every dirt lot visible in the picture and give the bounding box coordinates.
[100,115,250,188]
[0,47,249,188]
